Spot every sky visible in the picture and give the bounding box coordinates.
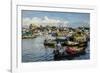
[22,10,90,28]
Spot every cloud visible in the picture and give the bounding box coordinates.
[22,16,69,27]
[22,18,31,26]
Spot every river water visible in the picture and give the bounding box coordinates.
[22,35,90,62]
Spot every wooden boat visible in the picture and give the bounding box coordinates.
[66,41,79,46]
[44,40,56,48]
[65,46,85,55]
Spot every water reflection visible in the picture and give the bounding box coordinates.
[22,35,90,62]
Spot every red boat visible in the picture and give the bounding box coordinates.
[65,47,85,55]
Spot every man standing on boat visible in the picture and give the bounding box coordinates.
[56,42,62,50]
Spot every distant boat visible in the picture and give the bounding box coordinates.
[22,35,36,39]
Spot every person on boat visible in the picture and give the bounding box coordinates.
[56,42,62,50]
[56,42,65,56]
[44,39,47,43]
[53,49,60,60]
[59,47,65,55]
[44,39,48,46]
